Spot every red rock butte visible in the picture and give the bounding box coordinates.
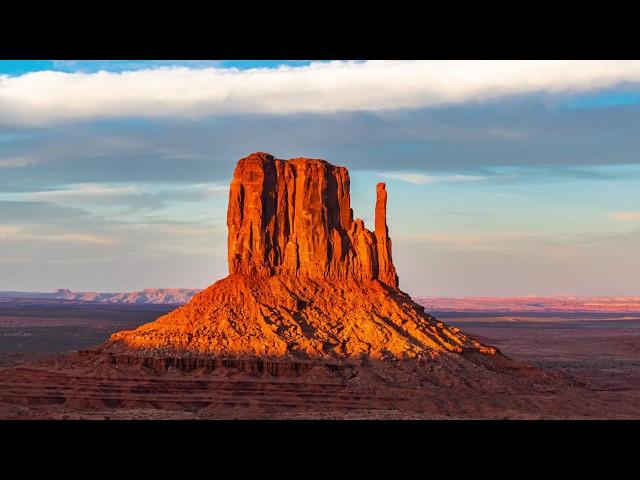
[227,152,398,287]
[101,152,498,362]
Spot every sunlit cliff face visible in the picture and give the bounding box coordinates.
[226,153,397,287]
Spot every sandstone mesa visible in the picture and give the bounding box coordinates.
[101,152,497,361]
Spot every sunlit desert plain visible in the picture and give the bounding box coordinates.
[1,296,639,419]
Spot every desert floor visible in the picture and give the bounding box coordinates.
[441,311,640,407]
[1,300,639,419]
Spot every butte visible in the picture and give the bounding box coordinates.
[93,152,510,375]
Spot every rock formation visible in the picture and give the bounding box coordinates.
[227,152,397,287]
[100,152,498,362]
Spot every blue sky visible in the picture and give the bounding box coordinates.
[0,60,638,296]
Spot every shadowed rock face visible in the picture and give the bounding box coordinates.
[227,152,398,288]
[101,152,497,361]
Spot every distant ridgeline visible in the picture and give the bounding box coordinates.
[415,296,640,313]
[0,288,200,305]
[2,290,637,312]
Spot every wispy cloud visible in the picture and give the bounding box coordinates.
[0,226,21,238]
[611,211,640,221]
[50,60,223,73]
[380,172,487,184]
[397,232,532,247]
[35,233,116,245]
[0,156,36,168]
[3,60,640,125]
[27,183,138,200]
[0,226,116,245]
[204,184,229,195]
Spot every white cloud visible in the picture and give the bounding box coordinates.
[26,184,138,200]
[2,60,640,125]
[0,226,115,245]
[380,172,487,184]
[204,184,229,195]
[611,211,640,221]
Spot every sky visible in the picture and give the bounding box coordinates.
[0,60,638,297]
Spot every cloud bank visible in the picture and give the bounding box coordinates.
[3,60,640,125]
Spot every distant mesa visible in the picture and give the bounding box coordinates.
[2,288,637,313]
[0,288,199,305]
[96,152,500,363]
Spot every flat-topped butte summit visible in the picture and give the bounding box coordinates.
[227,153,398,287]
